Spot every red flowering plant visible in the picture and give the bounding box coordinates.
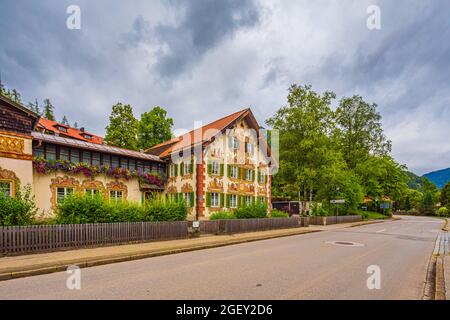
[33,157,165,187]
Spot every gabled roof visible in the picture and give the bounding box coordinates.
[0,94,40,129]
[146,108,264,158]
[32,131,163,162]
[37,118,104,145]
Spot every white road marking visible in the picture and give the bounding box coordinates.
[376,229,386,233]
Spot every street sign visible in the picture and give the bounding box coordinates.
[330,199,345,204]
[380,203,390,209]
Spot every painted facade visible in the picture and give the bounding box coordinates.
[0,95,272,220]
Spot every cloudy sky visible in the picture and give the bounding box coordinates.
[1,0,449,175]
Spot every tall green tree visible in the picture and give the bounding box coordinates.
[439,182,450,208]
[105,103,138,150]
[61,115,69,125]
[43,99,55,121]
[334,95,392,169]
[266,84,339,212]
[137,106,174,150]
[11,89,21,103]
[73,121,79,129]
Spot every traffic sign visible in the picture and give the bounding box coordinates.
[330,199,345,204]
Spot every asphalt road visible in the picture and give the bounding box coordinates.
[0,216,443,300]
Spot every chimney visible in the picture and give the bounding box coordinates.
[80,127,85,132]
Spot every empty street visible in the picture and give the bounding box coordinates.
[0,216,443,300]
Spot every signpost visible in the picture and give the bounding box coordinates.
[330,199,345,222]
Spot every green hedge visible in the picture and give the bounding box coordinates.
[209,211,237,220]
[0,185,37,226]
[55,194,188,224]
[270,209,289,218]
[234,203,268,219]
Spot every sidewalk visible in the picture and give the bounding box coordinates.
[0,220,383,281]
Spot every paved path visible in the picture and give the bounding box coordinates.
[0,216,443,299]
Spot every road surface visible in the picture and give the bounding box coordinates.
[0,216,443,300]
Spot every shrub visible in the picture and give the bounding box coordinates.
[437,207,449,217]
[234,203,268,219]
[270,209,289,218]
[55,194,187,224]
[209,211,236,220]
[0,185,37,226]
[311,203,329,216]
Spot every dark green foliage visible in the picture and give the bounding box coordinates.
[137,106,174,150]
[55,194,187,224]
[234,203,268,219]
[439,182,450,208]
[420,191,435,216]
[105,103,138,150]
[209,211,237,220]
[270,210,289,218]
[0,185,37,226]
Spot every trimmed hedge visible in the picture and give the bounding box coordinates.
[55,194,188,224]
[270,209,289,218]
[209,211,237,220]
[234,203,268,219]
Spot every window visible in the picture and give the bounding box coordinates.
[111,156,119,168]
[144,162,151,173]
[230,166,238,179]
[102,154,111,166]
[120,158,128,169]
[211,193,220,208]
[45,145,56,160]
[184,162,191,175]
[230,194,237,208]
[92,153,101,166]
[259,196,265,204]
[137,160,144,172]
[0,181,12,198]
[184,193,191,207]
[83,134,92,140]
[58,126,68,133]
[259,172,266,184]
[110,190,123,203]
[56,187,73,204]
[246,169,252,181]
[82,151,91,164]
[245,142,254,155]
[34,145,44,158]
[85,189,99,198]
[59,147,70,161]
[70,149,80,163]
[245,196,252,206]
[129,159,136,172]
[231,137,239,150]
[211,161,220,175]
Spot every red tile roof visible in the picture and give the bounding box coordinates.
[37,118,104,144]
[146,108,260,158]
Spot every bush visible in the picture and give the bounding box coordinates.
[55,194,187,224]
[0,185,37,226]
[209,211,237,220]
[311,203,329,216]
[234,203,268,219]
[437,207,449,217]
[270,209,289,218]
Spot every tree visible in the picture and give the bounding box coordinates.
[334,95,392,170]
[11,89,21,103]
[43,99,55,121]
[105,103,138,150]
[137,106,173,150]
[266,84,338,213]
[61,115,69,126]
[420,191,435,216]
[440,182,450,208]
[73,122,79,129]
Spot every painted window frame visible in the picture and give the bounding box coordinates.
[56,187,73,204]
[230,194,237,208]
[245,169,252,181]
[211,192,220,208]
[0,180,12,198]
[230,166,238,179]
[245,195,252,206]
[211,161,220,176]
[109,190,123,203]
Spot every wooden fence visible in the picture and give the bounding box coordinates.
[0,221,189,256]
[200,217,306,235]
[308,215,362,226]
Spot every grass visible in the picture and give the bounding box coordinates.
[364,211,391,220]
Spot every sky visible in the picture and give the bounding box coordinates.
[0,0,449,175]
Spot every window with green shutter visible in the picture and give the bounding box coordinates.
[206,192,211,207]
[174,164,179,176]
[207,162,212,175]
[190,192,195,207]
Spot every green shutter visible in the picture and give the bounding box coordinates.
[174,164,179,176]
[206,192,211,207]
[265,174,268,184]
[226,194,230,208]
[220,164,224,176]
[180,162,184,176]
[207,162,212,174]
[190,192,195,207]
[227,165,231,178]
[239,167,244,179]
[220,193,225,208]
[190,161,194,174]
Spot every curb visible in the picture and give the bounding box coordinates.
[0,219,383,282]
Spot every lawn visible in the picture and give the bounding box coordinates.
[363,211,391,220]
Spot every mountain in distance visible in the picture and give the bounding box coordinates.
[423,167,450,189]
